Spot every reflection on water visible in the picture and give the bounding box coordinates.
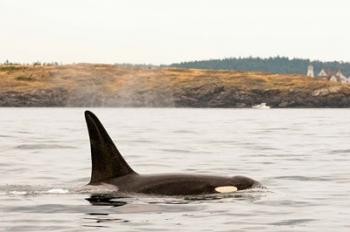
[86,194,128,207]
[1,108,350,231]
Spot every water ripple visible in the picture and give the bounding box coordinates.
[15,144,77,150]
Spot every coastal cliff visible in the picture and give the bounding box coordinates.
[1,64,350,107]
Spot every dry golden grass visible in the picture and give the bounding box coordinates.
[0,64,348,94]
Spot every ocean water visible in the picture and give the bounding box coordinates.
[0,108,350,231]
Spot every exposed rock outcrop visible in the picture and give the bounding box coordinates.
[0,88,68,106]
[1,85,350,108]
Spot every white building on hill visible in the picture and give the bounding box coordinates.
[307,65,350,83]
[306,65,314,77]
[317,68,349,83]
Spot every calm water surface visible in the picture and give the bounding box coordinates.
[1,108,350,231]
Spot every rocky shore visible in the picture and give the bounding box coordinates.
[1,85,350,108]
[1,64,350,107]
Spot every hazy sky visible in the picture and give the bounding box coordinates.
[1,0,349,64]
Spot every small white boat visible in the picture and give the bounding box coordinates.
[252,103,271,109]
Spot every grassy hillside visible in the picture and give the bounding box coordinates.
[0,64,350,107]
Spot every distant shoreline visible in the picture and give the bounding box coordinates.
[1,64,350,108]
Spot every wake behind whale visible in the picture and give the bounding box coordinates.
[84,111,261,196]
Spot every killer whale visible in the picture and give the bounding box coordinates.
[85,110,260,196]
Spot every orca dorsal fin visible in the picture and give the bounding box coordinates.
[85,111,136,184]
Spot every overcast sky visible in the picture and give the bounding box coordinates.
[0,0,349,64]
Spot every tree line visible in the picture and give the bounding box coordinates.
[170,57,350,76]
